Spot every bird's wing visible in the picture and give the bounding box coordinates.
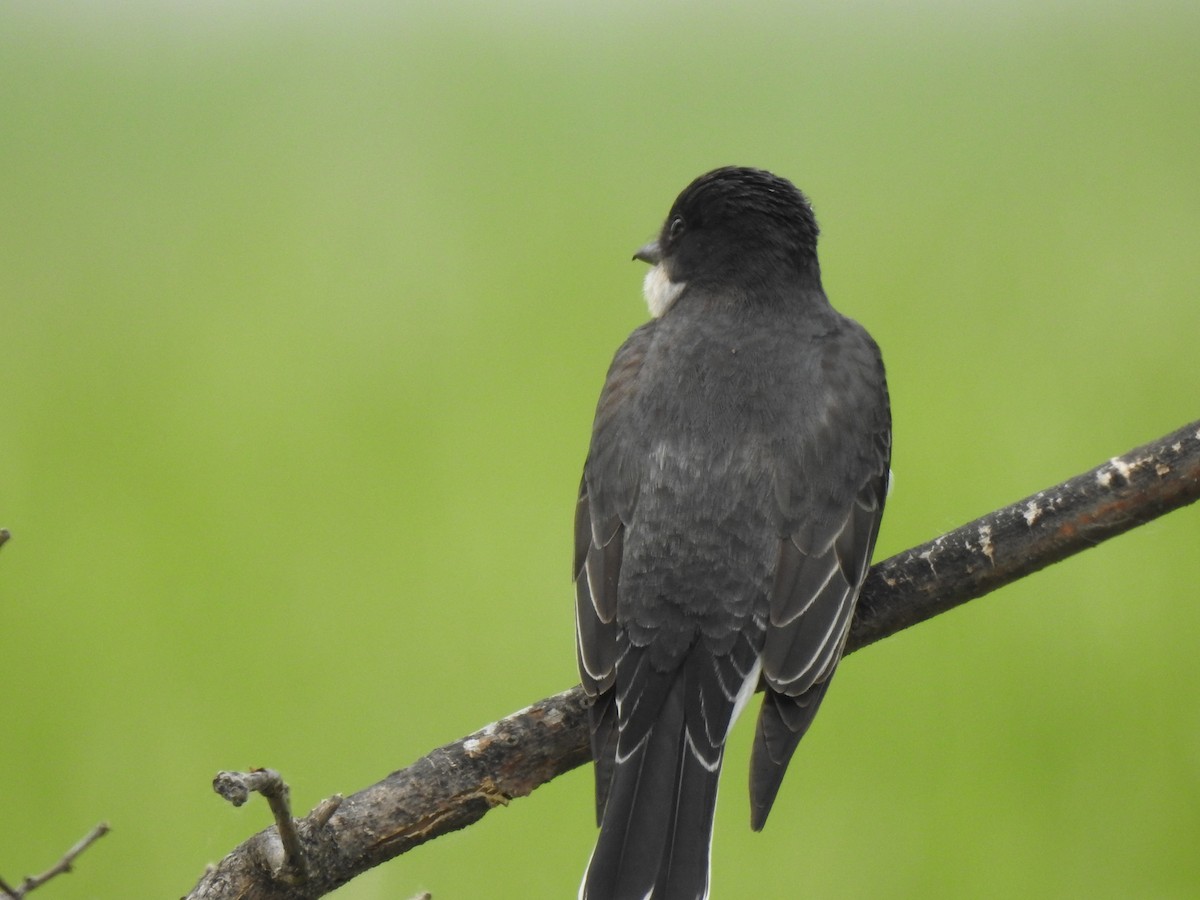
[574,322,656,821]
[751,326,891,829]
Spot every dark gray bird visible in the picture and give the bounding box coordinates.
[575,167,891,899]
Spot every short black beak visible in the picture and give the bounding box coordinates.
[633,240,661,265]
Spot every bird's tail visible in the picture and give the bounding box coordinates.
[580,667,722,900]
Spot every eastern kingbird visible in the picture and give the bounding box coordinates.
[574,167,891,899]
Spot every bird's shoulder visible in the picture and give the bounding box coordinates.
[591,319,658,433]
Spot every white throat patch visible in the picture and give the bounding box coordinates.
[642,264,686,318]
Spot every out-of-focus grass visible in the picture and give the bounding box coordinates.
[1,3,1197,898]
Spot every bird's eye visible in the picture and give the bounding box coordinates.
[667,216,685,240]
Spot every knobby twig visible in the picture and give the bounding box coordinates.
[212,770,315,884]
[0,823,110,899]
[184,420,1200,900]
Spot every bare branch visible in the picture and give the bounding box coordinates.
[0,823,110,899]
[184,420,1200,900]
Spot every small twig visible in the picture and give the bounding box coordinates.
[0,823,110,899]
[305,794,344,832]
[0,529,10,551]
[213,770,307,883]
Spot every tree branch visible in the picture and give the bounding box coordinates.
[849,418,1200,651]
[184,419,1200,900]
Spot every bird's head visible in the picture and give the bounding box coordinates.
[635,166,822,317]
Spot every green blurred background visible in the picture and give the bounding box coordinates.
[2,1,1198,897]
